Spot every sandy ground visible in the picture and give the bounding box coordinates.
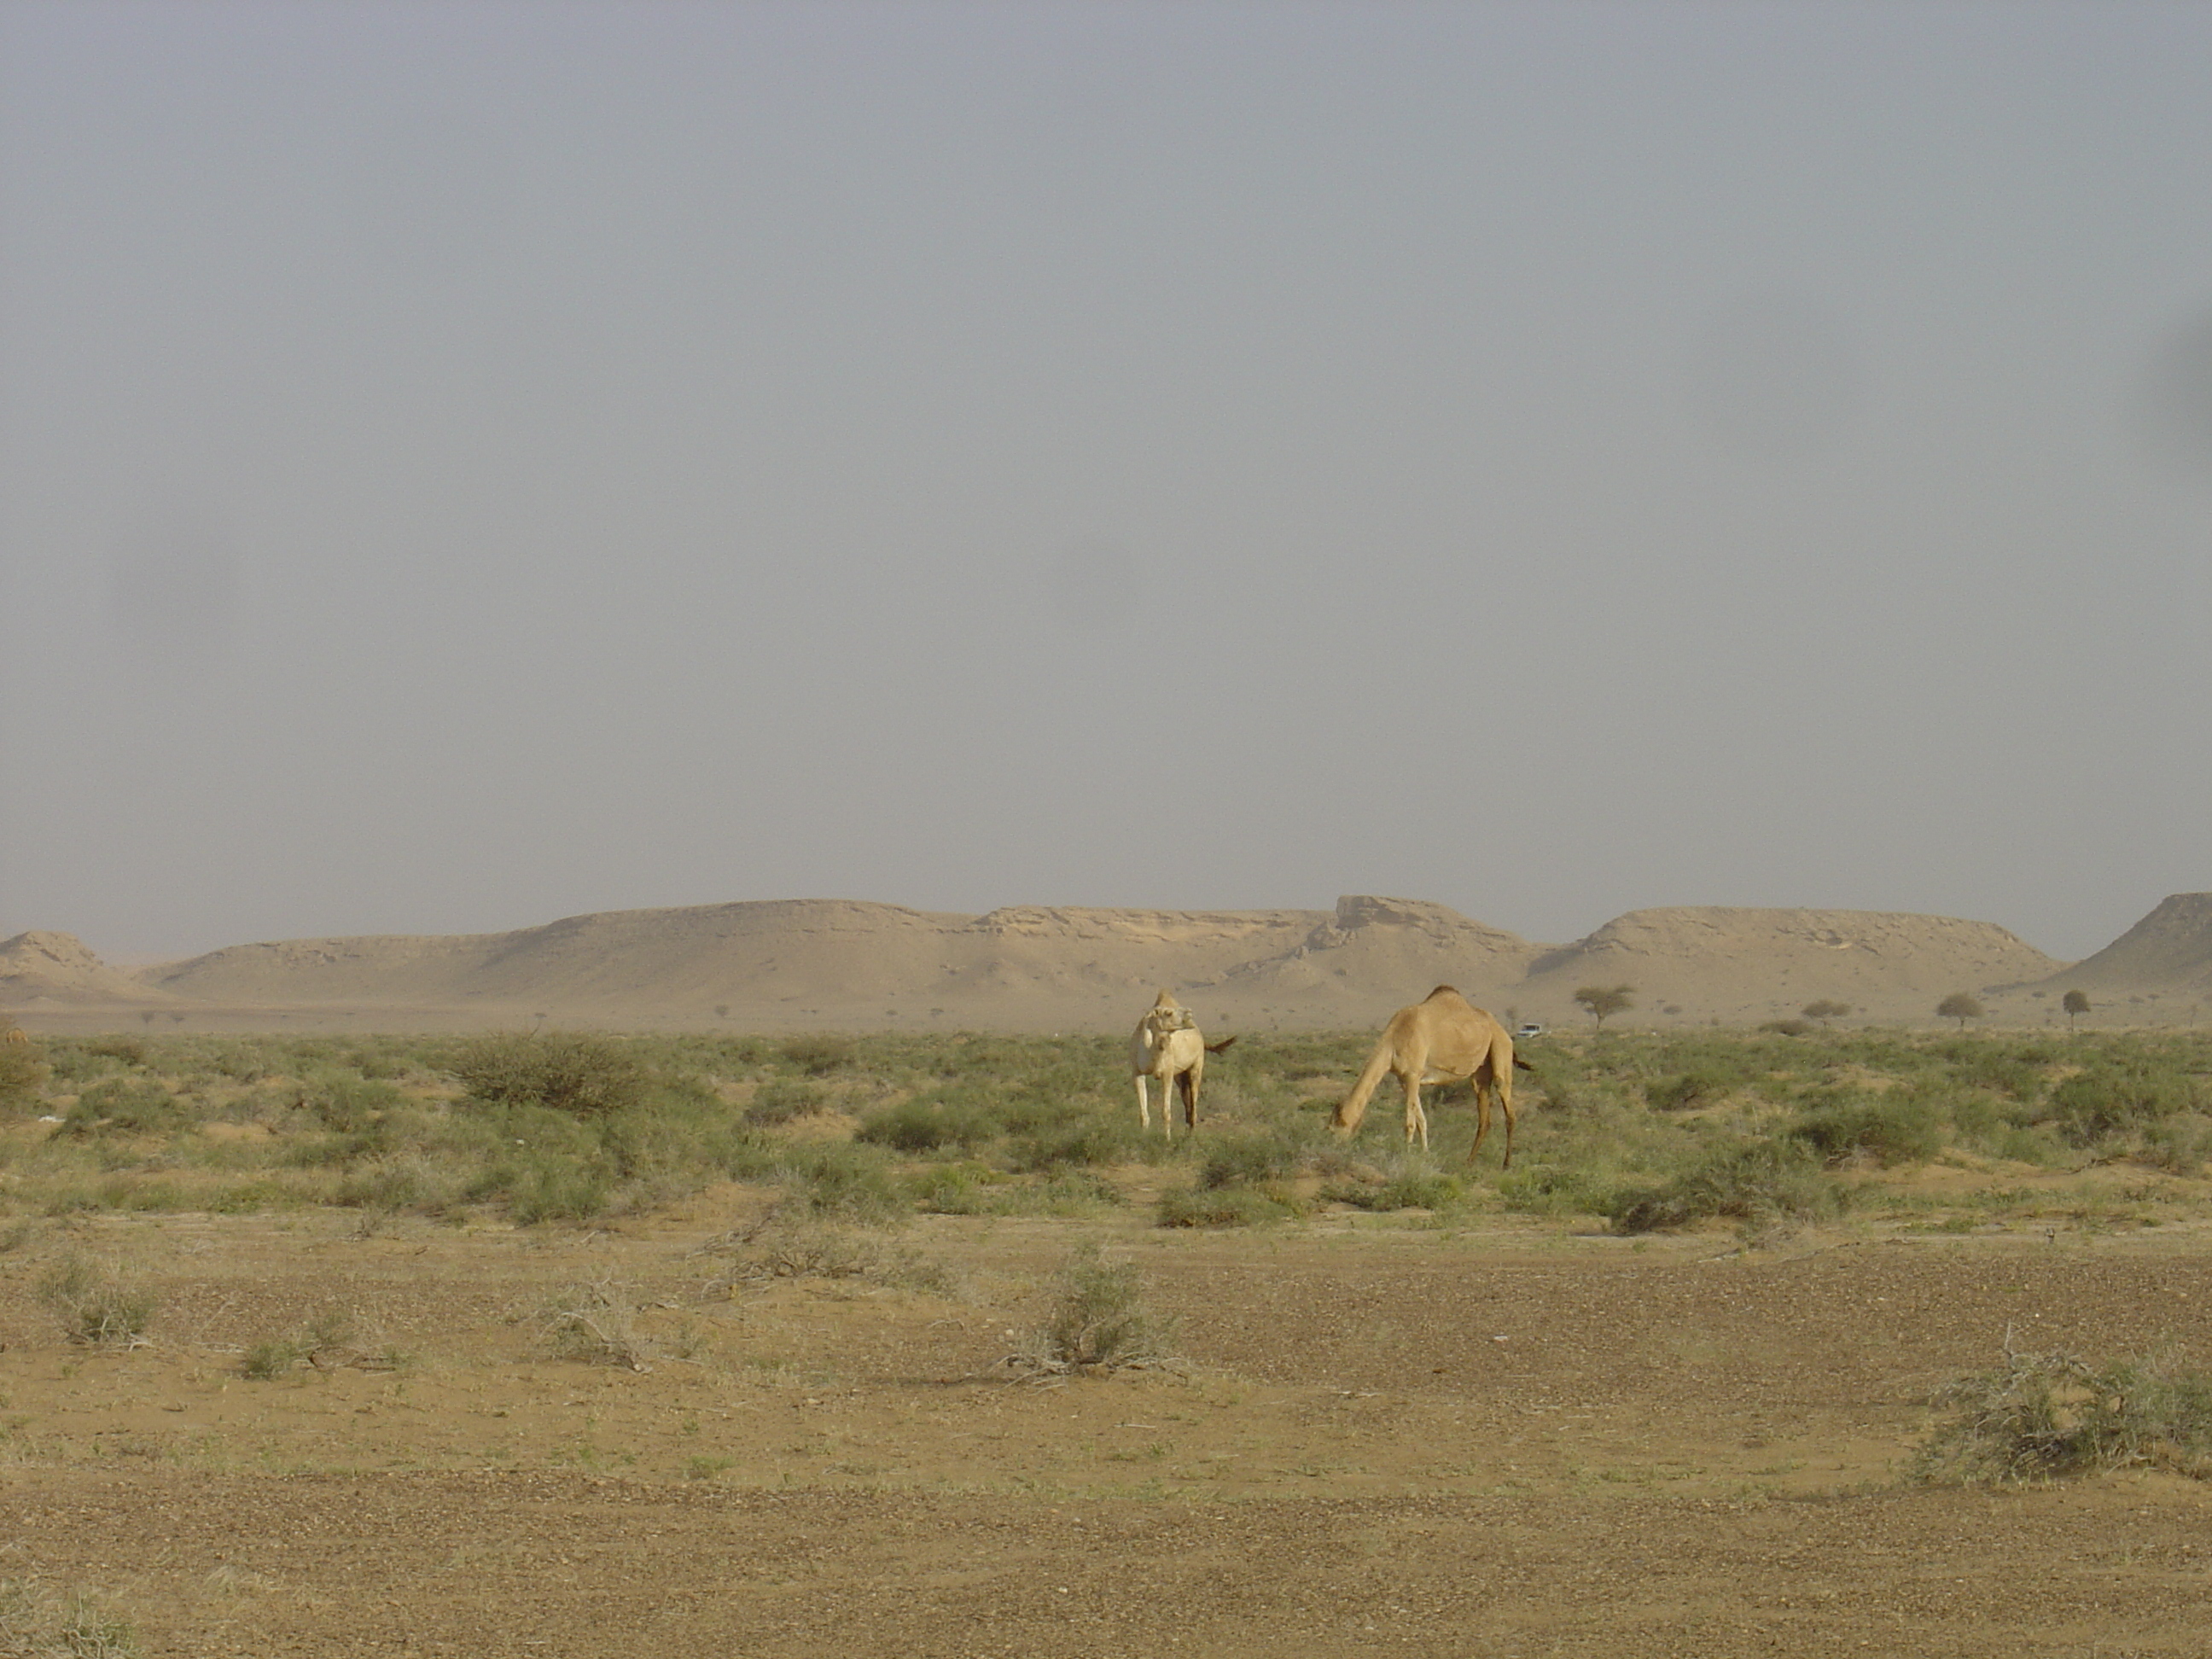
[4,1192,2212,1656]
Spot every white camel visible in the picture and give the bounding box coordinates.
[1129,989,1232,1139]
[1331,985,1523,1167]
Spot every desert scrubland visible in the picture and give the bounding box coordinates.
[4,1016,2212,1655]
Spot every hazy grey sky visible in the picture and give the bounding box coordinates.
[4,1,2209,963]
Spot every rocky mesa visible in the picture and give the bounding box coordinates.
[11,892,2210,1033]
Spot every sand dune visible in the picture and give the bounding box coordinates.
[11,892,2211,1033]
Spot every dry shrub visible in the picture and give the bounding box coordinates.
[697,1219,964,1298]
[1914,1332,2212,1485]
[0,1579,139,1656]
[35,1254,157,1348]
[1007,1243,1179,1377]
[535,1272,655,1371]
[238,1309,385,1379]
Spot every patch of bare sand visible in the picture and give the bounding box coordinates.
[3,1202,2211,1653]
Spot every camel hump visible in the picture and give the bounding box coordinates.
[1425,985,1460,1000]
[1153,988,1179,1007]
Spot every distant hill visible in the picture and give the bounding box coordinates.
[1516,908,2065,1027]
[2042,893,2212,998]
[138,896,1538,1031]
[1,930,179,1009]
[79,891,2147,1033]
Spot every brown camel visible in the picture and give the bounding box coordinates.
[1331,986,1521,1167]
[1129,990,1232,1139]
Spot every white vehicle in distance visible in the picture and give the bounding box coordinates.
[1514,1022,1545,1040]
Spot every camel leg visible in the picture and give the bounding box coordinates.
[1464,1066,1518,1169]
[1135,1074,1153,1133]
[1177,1066,1198,1134]
[1466,1074,1492,1166]
[1401,1072,1428,1151]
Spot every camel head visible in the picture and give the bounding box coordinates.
[1144,990,1197,1033]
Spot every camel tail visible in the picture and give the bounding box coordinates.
[1333,1039,1394,1135]
[1513,1054,1534,1073]
[1205,1035,1237,1055]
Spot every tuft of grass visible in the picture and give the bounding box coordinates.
[35,1254,158,1348]
[1009,1243,1179,1376]
[0,1579,140,1657]
[1913,1336,2212,1484]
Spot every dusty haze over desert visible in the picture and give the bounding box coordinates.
[3,4,2209,1013]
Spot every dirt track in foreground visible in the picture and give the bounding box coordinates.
[4,1196,2211,1656]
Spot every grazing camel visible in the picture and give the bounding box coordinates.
[1129,990,1233,1139]
[1,1024,26,1046]
[1331,986,1522,1167]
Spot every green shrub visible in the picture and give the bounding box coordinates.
[451,1032,650,1119]
[1607,1138,1842,1234]
[770,1143,906,1225]
[780,1034,856,1075]
[1007,1115,1142,1172]
[743,1077,828,1126]
[1319,1153,1465,1212]
[0,1038,50,1115]
[2049,1063,2198,1148]
[55,1077,192,1138]
[1494,1161,1615,1218]
[1196,1133,1300,1190]
[1157,1184,1300,1228]
[1646,1068,1739,1112]
[1914,1343,2212,1483]
[857,1097,994,1153]
[1790,1091,1946,1167]
[292,1068,407,1133]
[502,1159,614,1225]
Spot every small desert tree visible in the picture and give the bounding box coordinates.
[1936,992,1985,1031]
[2062,989,2091,1033]
[1574,984,1635,1032]
[1802,999,1850,1027]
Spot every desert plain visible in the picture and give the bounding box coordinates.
[3,892,2212,1655]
